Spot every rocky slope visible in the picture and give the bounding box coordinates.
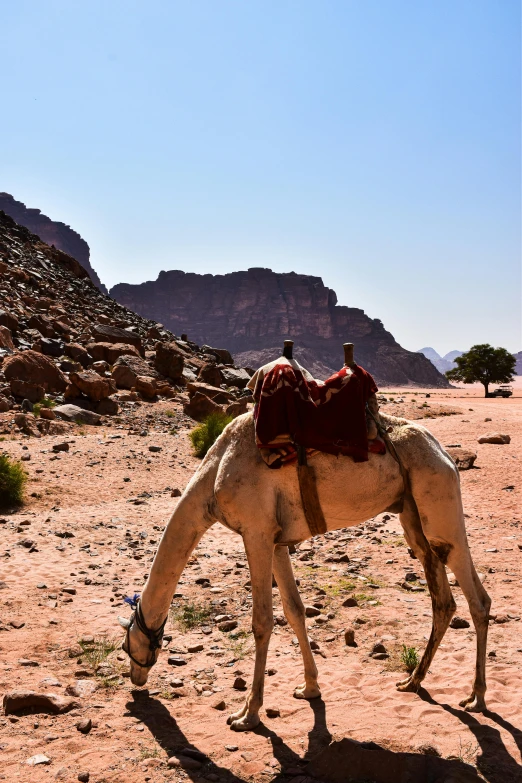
[111,268,449,386]
[0,193,106,293]
[0,210,252,429]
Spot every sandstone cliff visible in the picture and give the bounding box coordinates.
[110,268,449,386]
[0,193,106,293]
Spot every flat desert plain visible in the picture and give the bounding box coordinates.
[0,383,520,783]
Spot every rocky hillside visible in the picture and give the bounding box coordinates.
[111,268,449,386]
[0,193,106,293]
[0,211,252,432]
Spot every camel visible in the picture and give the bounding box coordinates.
[119,364,491,732]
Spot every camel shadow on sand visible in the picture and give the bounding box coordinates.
[125,689,517,783]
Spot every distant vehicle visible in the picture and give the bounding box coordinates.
[487,385,513,398]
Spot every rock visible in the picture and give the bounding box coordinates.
[96,397,119,415]
[220,367,251,388]
[40,407,56,420]
[446,447,477,470]
[344,628,357,647]
[3,690,77,714]
[168,656,187,666]
[342,597,358,607]
[370,642,387,656]
[233,676,247,690]
[91,360,110,375]
[184,391,224,421]
[26,754,51,766]
[53,442,70,452]
[0,395,11,412]
[89,342,140,364]
[305,606,321,617]
[4,350,67,393]
[225,399,248,418]
[450,616,470,629]
[76,718,92,734]
[493,615,509,624]
[477,433,510,445]
[187,643,204,653]
[65,680,98,698]
[186,380,233,403]
[266,707,280,718]
[0,325,15,351]
[53,404,101,425]
[78,773,90,782]
[154,341,185,380]
[111,354,156,389]
[218,619,238,632]
[135,376,159,399]
[0,308,19,332]
[198,363,223,386]
[40,337,65,357]
[69,370,116,402]
[171,488,182,497]
[92,324,142,352]
[14,413,42,437]
[212,698,227,710]
[65,343,90,366]
[9,378,45,403]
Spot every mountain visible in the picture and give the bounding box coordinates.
[0,193,106,293]
[0,210,251,422]
[110,268,449,386]
[514,351,522,375]
[417,347,463,375]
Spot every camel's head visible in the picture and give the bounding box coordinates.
[118,615,160,687]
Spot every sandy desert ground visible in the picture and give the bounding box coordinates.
[0,383,520,783]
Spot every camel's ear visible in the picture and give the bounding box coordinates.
[117,616,131,629]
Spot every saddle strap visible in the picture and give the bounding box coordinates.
[297,444,327,537]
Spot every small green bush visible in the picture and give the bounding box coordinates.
[189,412,232,458]
[171,601,212,631]
[0,454,27,508]
[400,644,419,672]
[33,397,56,417]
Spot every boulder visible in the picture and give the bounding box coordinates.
[155,341,185,380]
[96,397,119,415]
[91,360,110,375]
[14,413,42,437]
[92,324,142,353]
[40,337,65,357]
[69,370,116,402]
[198,363,223,387]
[111,354,156,389]
[201,345,233,365]
[184,392,224,421]
[53,404,102,426]
[225,399,248,418]
[477,433,510,445]
[0,395,10,412]
[9,379,45,403]
[446,447,477,470]
[135,376,159,399]
[88,341,140,364]
[0,325,14,351]
[220,367,251,388]
[186,381,233,404]
[4,350,67,393]
[0,309,19,332]
[3,690,77,715]
[65,343,90,367]
[28,313,56,337]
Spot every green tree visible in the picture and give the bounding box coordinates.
[445,344,515,396]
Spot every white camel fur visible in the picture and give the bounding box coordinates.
[120,410,491,731]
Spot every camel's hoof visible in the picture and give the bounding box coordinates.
[396,676,419,693]
[459,694,487,713]
[293,683,321,700]
[226,707,247,726]
[229,714,261,732]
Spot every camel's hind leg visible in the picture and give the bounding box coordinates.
[273,546,321,700]
[396,494,456,693]
[445,548,491,712]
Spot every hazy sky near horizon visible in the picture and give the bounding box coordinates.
[1,0,520,355]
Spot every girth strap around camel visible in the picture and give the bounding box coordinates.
[249,341,400,537]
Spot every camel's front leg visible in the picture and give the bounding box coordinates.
[228,535,275,731]
[273,546,320,700]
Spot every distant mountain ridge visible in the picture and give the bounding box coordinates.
[0,193,106,294]
[110,268,450,386]
[417,347,463,374]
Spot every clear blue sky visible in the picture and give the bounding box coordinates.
[1,0,520,355]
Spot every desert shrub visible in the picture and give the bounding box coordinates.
[400,644,419,672]
[78,635,119,671]
[0,453,27,508]
[189,412,232,458]
[171,601,212,631]
[32,397,56,417]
